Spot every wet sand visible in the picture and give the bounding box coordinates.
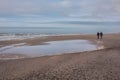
[0,40,97,57]
[0,33,120,80]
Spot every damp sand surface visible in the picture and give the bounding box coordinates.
[0,40,97,58]
[0,34,120,80]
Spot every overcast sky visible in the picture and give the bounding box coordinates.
[0,0,120,27]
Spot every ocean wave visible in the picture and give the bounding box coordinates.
[0,33,84,41]
[0,33,49,41]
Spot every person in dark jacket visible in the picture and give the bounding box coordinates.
[97,32,100,39]
[100,32,103,39]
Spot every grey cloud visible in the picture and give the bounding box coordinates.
[0,0,120,21]
[0,0,60,15]
[92,0,120,19]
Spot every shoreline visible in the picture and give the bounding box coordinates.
[0,33,119,48]
[0,33,119,59]
[0,32,118,41]
[0,33,103,46]
[0,34,105,60]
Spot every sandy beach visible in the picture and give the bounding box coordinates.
[0,33,120,80]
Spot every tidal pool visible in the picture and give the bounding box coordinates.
[0,40,97,57]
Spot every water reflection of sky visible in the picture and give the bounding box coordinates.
[0,40,97,57]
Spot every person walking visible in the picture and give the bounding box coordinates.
[97,32,100,39]
[100,32,103,39]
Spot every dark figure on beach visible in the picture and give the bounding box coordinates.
[97,32,100,39]
[100,32,103,39]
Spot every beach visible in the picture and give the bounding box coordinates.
[0,33,120,80]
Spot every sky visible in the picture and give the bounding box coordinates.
[0,0,120,27]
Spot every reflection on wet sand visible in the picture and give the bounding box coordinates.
[96,40,105,50]
[0,40,97,59]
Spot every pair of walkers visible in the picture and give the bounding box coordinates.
[97,32,103,39]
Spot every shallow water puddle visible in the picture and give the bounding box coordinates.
[0,40,97,57]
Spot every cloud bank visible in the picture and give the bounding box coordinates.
[0,0,120,26]
[0,0,119,18]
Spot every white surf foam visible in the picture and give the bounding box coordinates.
[0,34,48,41]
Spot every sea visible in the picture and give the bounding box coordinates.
[0,22,120,40]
